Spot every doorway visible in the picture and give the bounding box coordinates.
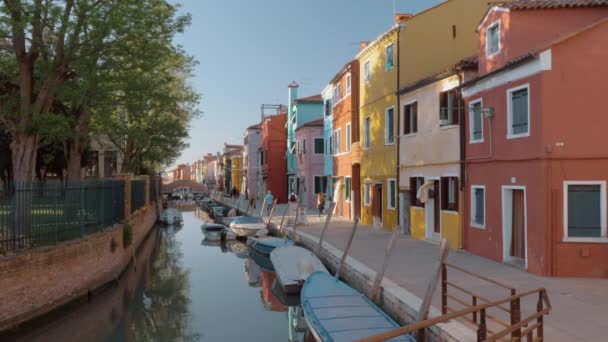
[399,191,410,235]
[425,179,441,240]
[352,164,361,219]
[502,186,527,268]
[372,184,383,229]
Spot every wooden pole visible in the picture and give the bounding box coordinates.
[278,202,290,232]
[335,218,359,281]
[415,238,449,340]
[267,199,278,226]
[260,196,267,218]
[370,226,401,302]
[316,202,335,255]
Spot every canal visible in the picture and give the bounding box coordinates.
[11,207,309,342]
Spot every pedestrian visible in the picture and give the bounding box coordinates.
[232,186,238,199]
[317,192,325,217]
[264,190,274,216]
[288,191,298,216]
[249,194,256,209]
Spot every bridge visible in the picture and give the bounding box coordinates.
[162,180,207,194]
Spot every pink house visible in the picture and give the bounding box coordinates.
[295,119,326,209]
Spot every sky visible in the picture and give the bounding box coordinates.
[169,0,443,169]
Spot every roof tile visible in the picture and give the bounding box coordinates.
[496,0,608,10]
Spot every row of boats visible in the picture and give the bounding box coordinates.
[193,194,414,342]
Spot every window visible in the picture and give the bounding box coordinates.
[345,123,351,152]
[364,183,371,206]
[363,117,371,149]
[385,43,394,71]
[364,60,371,83]
[325,99,333,117]
[387,179,397,209]
[346,74,351,95]
[469,99,483,143]
[441,177,459,211]
[290,141,296,155]
[564,182,607,240]
[439,89,461,126]
[302,139,306,154]
[471,185,485,228]
[314,176,328,194]
[345,177,352,201]
[103,151,117,177]
[385,107,395,144]
[410,177,425,207]
[334,128,341,154]
[314,138,324,154]
[84,151,99,177]
[403,102,417,135]
[334,84,342,104]
[327,135,333,156]
[486,21,500,57]
[507,85,530,138]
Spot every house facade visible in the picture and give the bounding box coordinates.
[231,155,243,194]
[295,120,325,209]
[243,124,261,199]
[331,59,360,220]
[260,113,288,203]
[357,24,399,230]
[322,85,334,201]
[286,81,324,198]
[461,2,608,277]
[222,144,243,193]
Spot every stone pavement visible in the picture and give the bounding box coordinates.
[226,197,608,341]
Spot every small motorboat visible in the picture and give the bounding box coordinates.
[201,223,236,241]
[160,208,183,225]
[270,246,327,295]
[247,236,294,255]
[248,248,275,272]
[229,216,266,237]
[271,281,301,307]
[301,271,415,342]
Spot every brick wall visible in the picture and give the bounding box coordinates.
[0,202,159,332]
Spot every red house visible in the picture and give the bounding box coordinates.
[260,113,288,203]
[462,0,608,277]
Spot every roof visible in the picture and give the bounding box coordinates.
[356,26,399,60]
[288,80,299,88]
[295,94,323,104]
[246,123,260,130]
[329,60,357,85]
[398,56,478,95]
[296,119,324,130]
[494,0,608,10]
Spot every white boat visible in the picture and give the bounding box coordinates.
[160,208,183,225]
[229,216,266,237]
[201,223,236,241]
[270,246,328,295]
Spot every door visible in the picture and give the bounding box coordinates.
[511,189,526,260]
[372,184,383,228]
[399,191,410,235]
[352,164,361,219]
[433,180,441,234]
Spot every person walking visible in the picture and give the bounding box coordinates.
[289,191,298,216]
[317,192,325,217]
[264,190,274,216]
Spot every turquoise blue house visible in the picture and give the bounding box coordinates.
[322,85,334,200]
[286,81,323,196]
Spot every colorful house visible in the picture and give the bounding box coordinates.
[356,21,400,230]
[461,1,608,277]
[322,85,334,200]
[295,119,325,209]
[243,124,261,199]
[286,81,324,197]
[231,155,243,194]
[260,112,288,203]
[396,0,488,246]
[202,153,218,189]
[330,59,360,220]
[222,144,243,193]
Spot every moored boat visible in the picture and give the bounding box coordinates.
[270,246,327,295]
[160,208,183,225]
[301,271,415,342]
[201,223,236,241]
[229,216,266,237]
[247,236,294,255]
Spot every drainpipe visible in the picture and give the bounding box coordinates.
[457,70,466,250]
[396,24,403,234]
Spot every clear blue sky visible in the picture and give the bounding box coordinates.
[170,0,443,169]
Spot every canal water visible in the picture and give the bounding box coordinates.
[11,207,309,342]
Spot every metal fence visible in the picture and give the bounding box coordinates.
[150,174,158,203]
[131,179,146,214]
[0,180,125,253]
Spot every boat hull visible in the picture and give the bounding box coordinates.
[271,246,327,295]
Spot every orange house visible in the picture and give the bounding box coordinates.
[330,60,360,220]
[462,1,608,277]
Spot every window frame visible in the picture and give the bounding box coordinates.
[334,83,342,105]
[563,181,607,242]
[363,116,371,150]
[333,128,342,155]
[364,60,371,83]
[385,43,395,71]
[364,182,371,206]
[469,98,484,144]
[486,20,501,57]
[506,83,531,139]
[403,101,418,136]
[345,176,352,202]
[346,73,351,95]
[385,106,395,145]
[387,178,397,210]
[441,176,459,212]
[313,137,324,155]
[345,123,352,152]
[471,185,486,229]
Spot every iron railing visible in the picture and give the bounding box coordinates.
[131,179,146,214]
[0,180,125,253]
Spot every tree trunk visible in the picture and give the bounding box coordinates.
[10,132,37,248]
[65,138,83,183]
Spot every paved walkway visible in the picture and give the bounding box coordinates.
[222,196,608,341]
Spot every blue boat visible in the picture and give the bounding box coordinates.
[247,236,294,255]
[248,248,275,272]
[301,271,415,342]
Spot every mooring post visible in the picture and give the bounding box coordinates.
[316,202,335,255]
[416,239,449,341]
[267,199,278,226]
[278,202,289,232]
[334,218,359,281]
[370,226,401,302]
[260,196,267,218]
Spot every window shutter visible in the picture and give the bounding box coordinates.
[413,102,418,133]
[439,92,448,122]
[404,105,410,134]
[440,177,448,210]
[410,178,416,205]
[453,92,462,125]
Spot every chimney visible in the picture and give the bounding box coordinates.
[359,41,370,52]
[287,81,299,120]
[394,13,413,26]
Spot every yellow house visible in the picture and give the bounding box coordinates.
[396,0,489,248]
[231,155,243,193]
[356,21,401,231]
